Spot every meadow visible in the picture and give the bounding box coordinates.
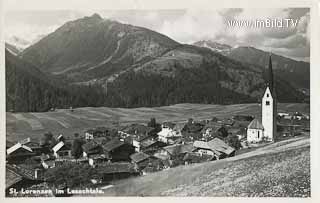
[6,103,309,142]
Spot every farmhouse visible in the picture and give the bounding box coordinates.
[102,139,135,162]
[6,143,35,164]
[140,139,167,154]
[193,138,235,160]
[201,122,227,141]
[52,141,72,159]
[157,122,184,144]
[6,165,43,195]
[85,127,109,140]
[119,124,157,151]
[247,119,264,143]
[82,140,103,158]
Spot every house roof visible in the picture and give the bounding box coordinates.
[163,143,194,156]
[193,141,210,149]
[193,138,235,156]
[247,119,264,130]
[102,139,126,152]
[52,141,65,152]
[94,137,108,145]
[6,143,33,155]
[208,138,235,155]
[82,140,100,153]
[130,152,150,163]
[6,166,23,189]
[6,164,38,189]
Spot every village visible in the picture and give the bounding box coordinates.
[6,109,309,197]
[5,56,310,197]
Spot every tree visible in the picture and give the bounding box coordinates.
[226,134,241,150]
[147,117,161,132]
[40,131,56,148]
[71,133,84,159]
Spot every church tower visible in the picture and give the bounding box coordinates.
[262,54,277,141]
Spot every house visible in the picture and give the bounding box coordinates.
[40,154,56,169]
[154,143,194,167]
[193,138,235,160]
[82,140,103,158]
[52,141,72,158]
[102,139,135,162]
[85,127,109,140]
[88,154,108,166]
[140,139,167,154]
[95,162,139,183]
[6,143,35,164]
[119,124,156,152]
[130,152,151,169]
[19,137,46,155]
[6,165,43,196]
[157,122,184,144]
[54,134,65,142]
[247,119,264,143]
[200,122,227,141]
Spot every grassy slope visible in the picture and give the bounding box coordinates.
[101,136,310,197]
[6,103,309,141]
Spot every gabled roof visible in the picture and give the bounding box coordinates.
[52,141,65,153]
[102,139,126,152]
[6,143,33,155]
[247,118,264,130]
[6,166,23,189]
[82,140,100,153]
[130,152,150,163]
[163,143,194,156]
[208,138,235,155]
[193,138,235,156]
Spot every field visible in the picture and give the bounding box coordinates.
[6,103,309,142]
[100,136,310,197]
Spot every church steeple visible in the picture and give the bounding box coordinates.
[267,54,274,94]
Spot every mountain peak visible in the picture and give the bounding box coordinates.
[90,13,102,20]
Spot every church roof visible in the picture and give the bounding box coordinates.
[247,119,264,130]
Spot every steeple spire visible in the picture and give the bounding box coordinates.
[267,53,274,94]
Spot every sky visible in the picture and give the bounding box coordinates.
[4,8,310,62]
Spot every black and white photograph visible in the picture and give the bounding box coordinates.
[2,0,316,199]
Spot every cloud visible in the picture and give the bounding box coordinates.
[4,8,310,61]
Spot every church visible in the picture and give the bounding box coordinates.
[247,55,277,143]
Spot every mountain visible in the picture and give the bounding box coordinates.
[17,14,305,109]
[193,40,310,89]
[5,49,107,112]
[21,13,179,83]
[5,43,21,56]
[6,36,31,51]
[193,40,232,54]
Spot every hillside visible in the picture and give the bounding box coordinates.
[100,136,310,197]
[5,49,108,112]
[21,13,179,82]
[6,103,309,142]
[16,14,305,108]
[193,40,310,89]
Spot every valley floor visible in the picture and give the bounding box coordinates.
[100,136,310,197]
